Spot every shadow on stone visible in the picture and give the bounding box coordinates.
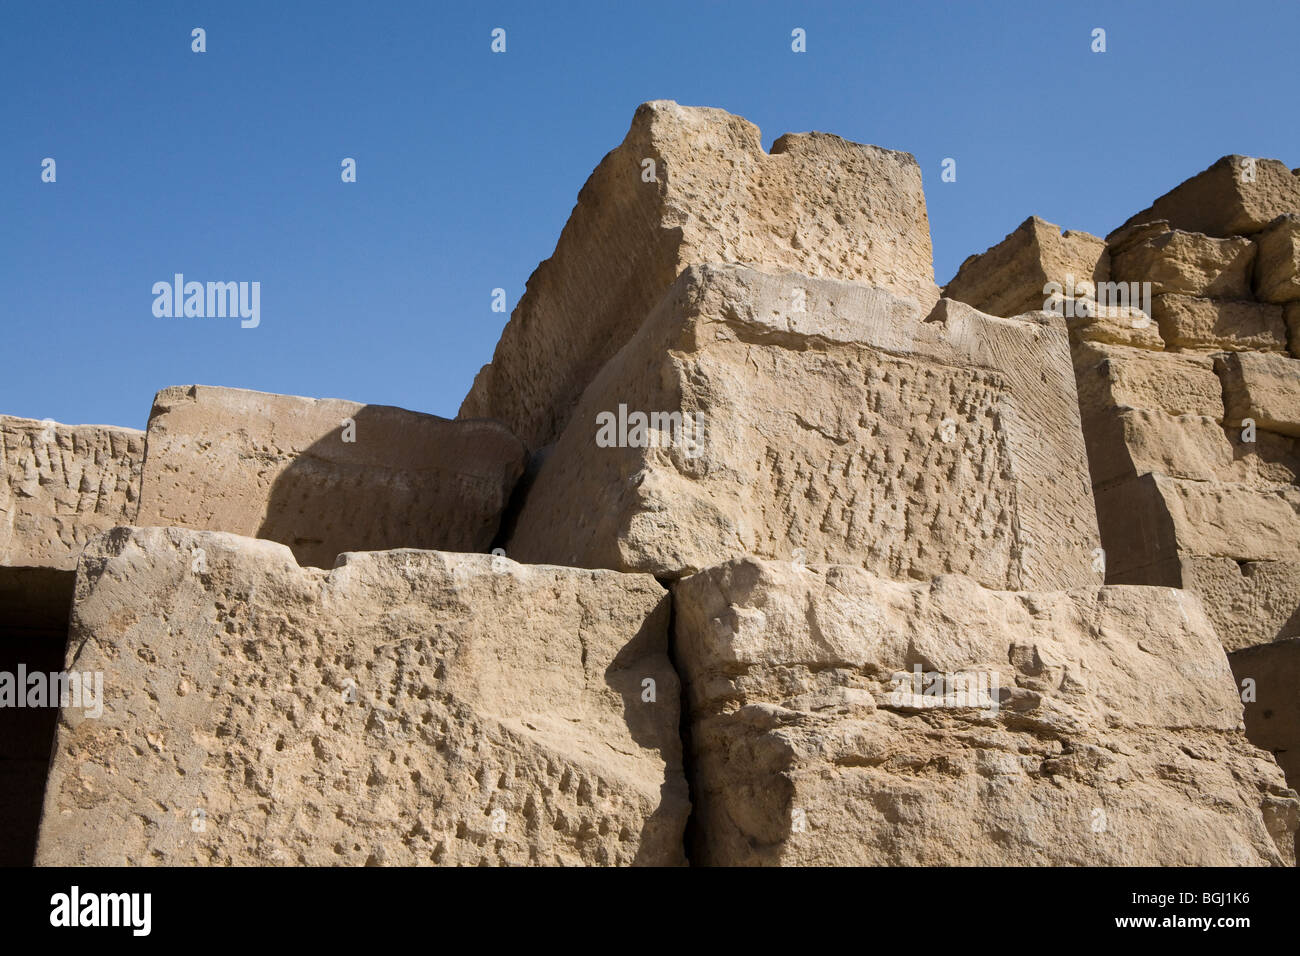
[0,566,74,866]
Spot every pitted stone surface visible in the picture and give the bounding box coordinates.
[34,527,688,866]
[1,416,144,571]
[508,264,1099,589]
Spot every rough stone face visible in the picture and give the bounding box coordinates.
[1185,558,1300,654]
[135,386,527,569]
[673,557,1298,865]
[1254,214,1300,304]
[1145,477,1300,563]
[1216,351,1300,437]
[507,264,1100,589]
[34,527,688,866]
[1,416,144,572]
[1070,307,1165,350]
[1078,409,1231,488]
[1078,406,1300,491]
[1109,224,1256,299]
[1095,471,1300,591]
[1152,295,1288,352]
[459,100,939,451]
[1073,342,1225,421]
[1113,155,1300,238]
[13,123,1300,869]
[943,216,1108,319]
[1072,334,1300,654]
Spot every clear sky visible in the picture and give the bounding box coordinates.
[5,0,1297,429]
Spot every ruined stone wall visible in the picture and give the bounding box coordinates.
[4,107,1298,867]
[136,385,527,569]
[942,158,1300,823]
[458,100,939,454]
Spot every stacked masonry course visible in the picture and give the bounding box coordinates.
[2,105,1297,866]
[943,156,1300,833]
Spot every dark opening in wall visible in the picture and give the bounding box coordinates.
[0,566,75,866]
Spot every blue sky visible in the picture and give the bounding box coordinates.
[5,0,1297,429]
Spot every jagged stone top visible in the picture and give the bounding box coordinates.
[459,100,938,452]
[1111,154,1300,239]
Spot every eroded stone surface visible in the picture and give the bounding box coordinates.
[1,416,144,571]
[1216,351,1300,437]
[1073,342,1225,421]
[943,216,1108,319]
[508,264,1100,589]
[459,100,939,451]
[136,386,527,568]
[0,415,145,866]
[1109,225,1256,299]
[34,527,688,866]
[1186,558,1300,654]
[1113,155,1300,238]
[1254,214,1300,304]
[673,558,1297,865]
[1152,295,1288,352]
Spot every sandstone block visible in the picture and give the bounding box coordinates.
[459,100,939,451]
[1070,307,1164,350]
[507,264,1100,590]
[0,415,143,865]
[943,216,1108,318]
[1113,155,1300,238]
[1080,408,1232,488]
[1183,557,1300,653]
[35,527,688,866]
[673,558,1297,865]
[1073,341,1225,420]
[1254,214,1300,304]
[1,416,144,572]
[1237,427,1300,485]
[1152,294,1287,352]
[1152,476,1300,564]
[1216,352,1300,437]
[1078,405,1298,490]
[1090,475,1181,583]
[1092,474,1300,582]
[135,386,527,569]
[1109,224,1256,299]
